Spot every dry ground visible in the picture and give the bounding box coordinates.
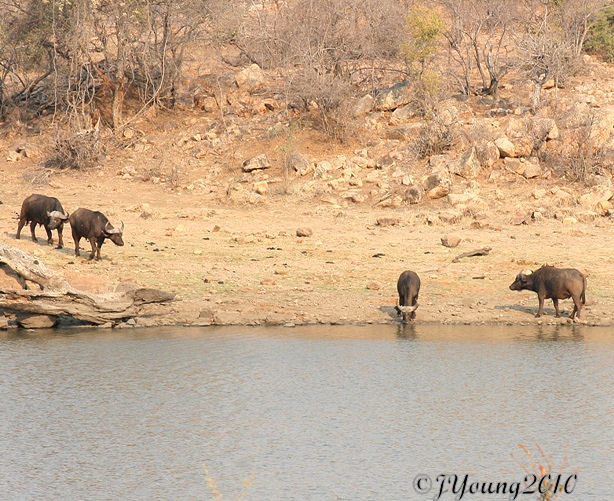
[1,161,612,328]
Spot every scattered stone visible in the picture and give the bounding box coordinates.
[533,188,547,199]
[426,185,450,200]
[366,281,381,290]
[296,228,313,237]
[6,151,21,162]
[390,104,415,124]
[475,140,500,168]
[376,154,395,169]
[260,278,277,286]
[16,144,41,158]
[376,217,399,227]
[242,154,271,172]
[287,151,311,176]
[212,225,221,232]
[441,235,462,248]
[562,217,578,225]
[522,161,542,179]
[495,136,515,158]
[253,180,268,194]
[404,185,424,204]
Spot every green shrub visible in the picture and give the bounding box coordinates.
[585,6,614,63]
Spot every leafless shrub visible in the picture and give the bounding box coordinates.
[412,113,458,159]
[47,127,105,170]
[540,114,605,183]
[21,165,52,186]
[216,0,409,138]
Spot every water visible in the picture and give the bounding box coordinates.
[1,324,613,500]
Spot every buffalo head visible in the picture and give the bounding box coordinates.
[46,210,69,230]
[104,221,125,246]
[509,270,534,291]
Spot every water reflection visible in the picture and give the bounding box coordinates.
[0,324,613,500]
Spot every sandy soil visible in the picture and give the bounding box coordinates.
[1,162,612,328]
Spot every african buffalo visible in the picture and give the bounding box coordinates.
[16,194,69,249]
[395,270,421,322]
[509,266,586,319]
[69,208,124,260]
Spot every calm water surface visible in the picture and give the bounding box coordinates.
[1,324,613,500]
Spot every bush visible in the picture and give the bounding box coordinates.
[585,6,614,62]
[48,128,105,170]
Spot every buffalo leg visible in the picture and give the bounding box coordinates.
[30,222,37,242]
[410,296,418,320]
[552,298,561,318]
[44,225,53,245]
[536,294,545,318]
[88,237,97,260]
[16,218,26,239]
[96,236,105,260]
[571,294,582,320]
[73,229,81,257]
[56,226,64,249]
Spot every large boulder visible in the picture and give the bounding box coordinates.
[235,64,266,92]
[374,81,412,111]
[453,147,481,179]
[352,94,374,117]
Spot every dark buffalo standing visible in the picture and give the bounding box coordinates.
[395,270,421,322]
[16,194,69,248]
[509,266,586,319]
[69,208,124,260]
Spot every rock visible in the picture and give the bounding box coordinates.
[454,147,481,179]
[447,192,475,206]
[287,151,311,176]
[597,200,613,215]
[426,185,450,200]
[475,141,500,168]
[495,136,515,158]
[533,188,547,199]
[17,314,57,329]
[242,154,271,172]
[532,117,559,141]
[390,105,415,124]
[376,154,395,169]
[6,151,21,162]
[253,181,268,194]
[562,217,578,225]
[373,80,412,111]
[366,281,381,290]
[296,228,313,237]
[235,63,265,91]
[353,94,374,116]
[404,185,424,204]
[0,316,8,330]
[343,191,366,204]
[522,161,542,179]
[16,144,41,158]
[197,308,215,325]
[376,217,399,227]
[441,235,461,248]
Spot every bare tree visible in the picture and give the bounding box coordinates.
[441,0,518,99]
